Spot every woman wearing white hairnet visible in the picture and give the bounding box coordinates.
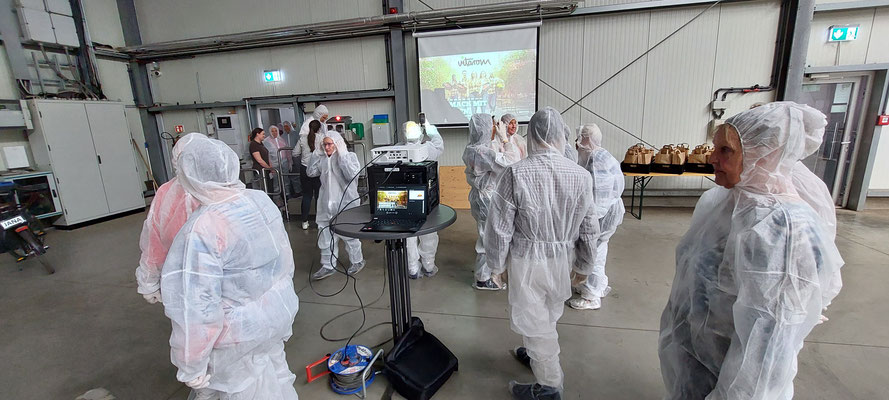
[464,114,511,290]
[263,125,291,197]
[404,120,445,279]
[486,107,600,400]
[492,113,527,163]
[659,102,844,400]
[307,129,365,280]
[161,137,300,400]
[135,133,203,305]
[568,123,625,311]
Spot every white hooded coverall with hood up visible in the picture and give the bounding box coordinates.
[658,102,844,400]
[307,129,365,270]
[492,113,527,163]
[136,133,204,303]
[161,137,300,400]
[404,121,445,277]
[463,114,512,283]
[485,107,600,390]
[575,123,625,302]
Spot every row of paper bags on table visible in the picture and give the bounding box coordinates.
[620,143,715,174]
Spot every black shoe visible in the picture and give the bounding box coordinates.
[509,381,561,400]
[474,279,505,291]
[511,347,531,369]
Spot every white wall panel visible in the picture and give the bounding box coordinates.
[865,8,889,64]
[152,37,388,104]
[135,0,380,44]
[0,46,17,99]
[642,6,719,190]
[151,58,199,104]
[807,9,876,67]
[578,12,650,161]
[712,0,779,117]
[83,0,125,47]
[96,60,135,105]
[539,18,586,129]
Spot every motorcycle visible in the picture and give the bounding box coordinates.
[0,182,53,274]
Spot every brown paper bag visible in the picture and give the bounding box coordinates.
[654,145,674,164]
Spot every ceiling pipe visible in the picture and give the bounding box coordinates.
[119,0,577,60]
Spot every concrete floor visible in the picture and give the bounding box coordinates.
[1,202,888,399]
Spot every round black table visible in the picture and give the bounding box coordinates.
[331,204,457,339]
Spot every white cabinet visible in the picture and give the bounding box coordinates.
[27,100,144,226]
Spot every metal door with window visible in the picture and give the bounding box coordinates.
[798,74,870,206]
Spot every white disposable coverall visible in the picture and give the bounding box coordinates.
[575,124,625,300]
[485,107,600,390]
[658,102,844,400]
[307,130,364,270]
[405,122,445,276]
[161,137,299,399]
[136,133,203,299]
[463,114,511,282]
[492,113,527,163]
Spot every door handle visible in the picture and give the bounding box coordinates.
[97,154,102,164]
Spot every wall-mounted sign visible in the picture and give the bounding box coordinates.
[828,25,859,42]
[263,70,283,82]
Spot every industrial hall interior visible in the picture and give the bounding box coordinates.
[2,0,889,399]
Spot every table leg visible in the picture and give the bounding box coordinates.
[385,238,411,340]
[628,176,652,220]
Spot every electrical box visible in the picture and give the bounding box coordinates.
[214,114,243,157]
[372,114,393,146]
[326,115,353,140]
[26,100,144,226]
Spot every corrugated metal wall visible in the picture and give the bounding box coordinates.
[134,0,383,44]
[807,8,889,67]
[533,0,780,190]
[150,36,389,104]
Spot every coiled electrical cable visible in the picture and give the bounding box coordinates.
[328,345,377,395]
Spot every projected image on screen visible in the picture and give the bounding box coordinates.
[418,25,538,125]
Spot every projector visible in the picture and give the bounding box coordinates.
[371,144,430,164]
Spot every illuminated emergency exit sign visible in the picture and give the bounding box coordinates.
[829,25,859,42]
[263,70,283,82]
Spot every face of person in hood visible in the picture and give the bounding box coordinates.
[323,137,336,157]
[711,124,743,189]
[507,119,518,136]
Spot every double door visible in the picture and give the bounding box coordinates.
[35,101,143,224]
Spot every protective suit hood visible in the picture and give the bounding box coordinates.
[527,107,568,156]
[313,104,329,120]
[726,101,826,195]
[576,124,603,167]
[469,114,494,146]
[177,136,246,205]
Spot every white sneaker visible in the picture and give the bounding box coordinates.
[302,221,310,230]
[348,261,366,275]
[567,297,602,310]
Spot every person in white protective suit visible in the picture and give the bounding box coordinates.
[658,102,844,400]
[263,125,291,195]
[464,114,511,290]
[486,107,600,400]
[492,113,527,163]
[161,137,300,400]
[135,133,204,304]
[567,123,625,310]
[307,129,366,281]
[299,104,329,137]
[562,124,578,163]
[404,120,445,279]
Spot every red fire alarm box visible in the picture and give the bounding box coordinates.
[174,125,184,133]
[878,115,889,126]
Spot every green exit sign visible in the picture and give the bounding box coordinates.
[263,70,283,82]
[829,25,859,42]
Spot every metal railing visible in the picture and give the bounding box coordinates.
[241,166,290,220]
